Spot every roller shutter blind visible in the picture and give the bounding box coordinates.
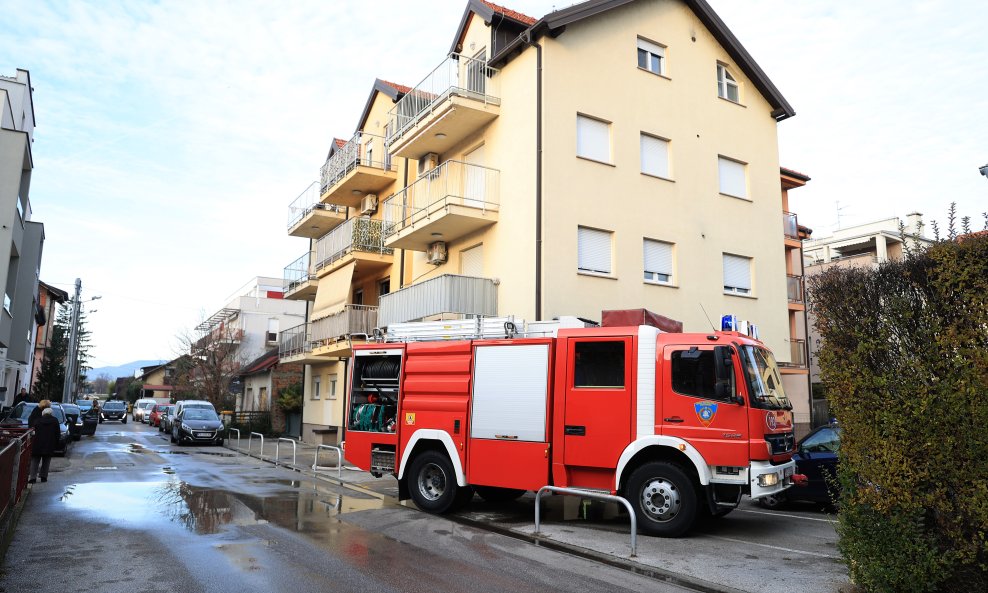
[577,115,610,162]
[643,239,673,282]
[723,254,752,293]
[641,134,670,178]
[718,157,747,198]
[578,227,612,274]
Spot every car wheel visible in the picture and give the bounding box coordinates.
[758,492,789,510]
[408,450,465,514]
[122,417,127,424]
[625,461,698,538]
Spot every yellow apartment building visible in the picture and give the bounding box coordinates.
[280,0,809,442]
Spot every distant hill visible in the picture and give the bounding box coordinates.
[88,360,168,380]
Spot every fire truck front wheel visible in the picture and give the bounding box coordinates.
[408,450,467,514]
[625,462,698,537]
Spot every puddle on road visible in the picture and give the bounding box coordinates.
[59,479,385,535]
[126,443,235,458]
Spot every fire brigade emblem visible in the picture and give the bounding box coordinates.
[694,402,718,427]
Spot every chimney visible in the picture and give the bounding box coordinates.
[905,212,923,236]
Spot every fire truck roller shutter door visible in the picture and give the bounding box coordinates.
[397,429,467,486]
[614,436,713,492]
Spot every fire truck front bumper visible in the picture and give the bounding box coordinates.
[748,459,797,500]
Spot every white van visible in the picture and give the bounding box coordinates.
[133,399,157,422]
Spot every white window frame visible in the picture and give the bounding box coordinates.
[718,156,748,199]
[723,253,753,295]
[640,133,671,180]
[312,375,321,400]
[576,114,611,164]
[577,226,613,276]
[717,63,740,103]
[637,37,666,76]
[329,374,338,400]
[643,239,674,285]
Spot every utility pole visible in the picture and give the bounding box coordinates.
[61,278,82,403]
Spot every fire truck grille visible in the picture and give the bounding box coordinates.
[371,448,396,473]
[764,431,795,455]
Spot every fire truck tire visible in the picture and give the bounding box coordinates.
[625,462,698,537]
[475,486,526,503]
[408,450,462,514]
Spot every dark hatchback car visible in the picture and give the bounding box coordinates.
[0,402,73,455]
[760,424,840,509]
[171,408,225,446]
[61,403,84,440]
[73,400,100,436]
[101,400,128,423]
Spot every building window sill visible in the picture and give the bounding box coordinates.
[719,192,752,202]
[645,280,677,288]
[724,291,757,299]
[576,155,615,167]
[578,270,618,280]
[642,172,674,183]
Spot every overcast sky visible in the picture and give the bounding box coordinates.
[2,0,985,370]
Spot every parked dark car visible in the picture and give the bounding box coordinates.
[158,406,176,432]
[760,424,840,509]
[0,402,72,455]
[171,408,225,446]
[61,403,84,441]
[73,400,100,436]
[101,400,128,423]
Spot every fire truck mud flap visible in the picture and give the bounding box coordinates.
[748,459,796,499]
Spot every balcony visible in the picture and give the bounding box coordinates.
[314,217,393,278]
[320,132,396,208]
[786,275,804,305]
[382,161,499,251]
[783,211,800,245]
[311,305,379,357]
[779,339,807,369]
[278,323,322,364]
[192,326,243,352]
[287,181,346,238]
[378,274,497,327]
[283,252,317,301]
[385,53,501,158]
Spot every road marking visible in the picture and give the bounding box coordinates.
[703,534,840,559]
[737,508,837,524]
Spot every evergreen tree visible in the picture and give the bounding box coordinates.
[31,302,93,400]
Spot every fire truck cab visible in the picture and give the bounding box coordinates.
[344,314,796,537]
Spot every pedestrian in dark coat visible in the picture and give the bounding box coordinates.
[29,407,60,483]
[13,388,30,405]
[28,398,50,429]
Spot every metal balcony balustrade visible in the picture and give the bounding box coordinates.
[283,252,315,292]
[385,53,500,147]
[783,211,799,239]
[312,305,378,344]
[287,181,344,231]
[319,131,392,196]
[382,160,499,240]
[786,275,805,303]
[193,327,243,352]
[378,274,498,327]
[278,323,312,359]
[314,217,393,271]
[789,339,807,366]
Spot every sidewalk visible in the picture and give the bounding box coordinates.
[223,436,846,593]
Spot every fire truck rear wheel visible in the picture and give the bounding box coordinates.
[409,450,462,514]
[626,461,698,537]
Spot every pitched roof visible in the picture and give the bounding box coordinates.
[488,0,795,120]
[239,348,280,376]
[480,1,537,25]
[379,79,413,95]
[781,166,811,182]
[334,138,347,149]
[354,78,413,133]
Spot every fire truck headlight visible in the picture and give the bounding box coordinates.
[758,472,780,487]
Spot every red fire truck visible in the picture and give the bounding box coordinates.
[344,310,797,537]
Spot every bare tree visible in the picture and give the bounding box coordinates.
[89,372,113,396]
[173,318,249,410]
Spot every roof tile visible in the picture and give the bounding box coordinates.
[481,1,537,25]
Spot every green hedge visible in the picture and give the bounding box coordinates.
[809,231,988,592]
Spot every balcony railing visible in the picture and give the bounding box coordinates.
[378,274,497,327]
[320,132,392,195]
[312,305,378,344]
[783,211,799,239]
[279,323,312,359]
[193,327,243,352]
[786,275,804,303]
[288,181,344,230]
[314,217,393,271]
[789,339,807,366]
[283,252,315,292]
[383,160,499,238]
[385,53,500,147]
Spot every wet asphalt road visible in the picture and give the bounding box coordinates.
[0,420,695,593]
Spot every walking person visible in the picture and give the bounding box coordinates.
[28,398,50,428]
[13,387,30,405]
[29,406,60,484]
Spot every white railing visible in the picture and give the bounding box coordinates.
[312,305,378,344]
[386,53,500,146]
[319,131,392,195]
[288,181,344,230]
[314,217,393,271]
[283,251,314,293]
[378,274,497,326]
[382,160,499,237]
[279,322,312,359]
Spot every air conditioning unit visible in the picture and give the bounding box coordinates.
[426,241,448,265]
[360,194,378,215]
[418,152,440,176]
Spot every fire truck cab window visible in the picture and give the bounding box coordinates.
[349,354,400,433]
[574,341,625,388]
[671,349,724,400]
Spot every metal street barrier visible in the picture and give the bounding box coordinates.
[275,438,297,467]
[226,428,241,453]
[534,486,637,557]
[312,444,344,480]
[247,432,265,460]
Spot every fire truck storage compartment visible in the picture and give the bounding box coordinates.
[467,342,553,491]
[349,351,401,433]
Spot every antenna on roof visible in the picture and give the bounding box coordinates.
[698,303,716,333]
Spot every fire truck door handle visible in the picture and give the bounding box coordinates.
[564,425,586,436]
[664,417,685,423]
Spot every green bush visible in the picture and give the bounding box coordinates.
[809,227,988,592]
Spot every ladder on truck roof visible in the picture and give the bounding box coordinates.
[378,316,594,343]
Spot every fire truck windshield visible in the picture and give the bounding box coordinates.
[739,345,791,410]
